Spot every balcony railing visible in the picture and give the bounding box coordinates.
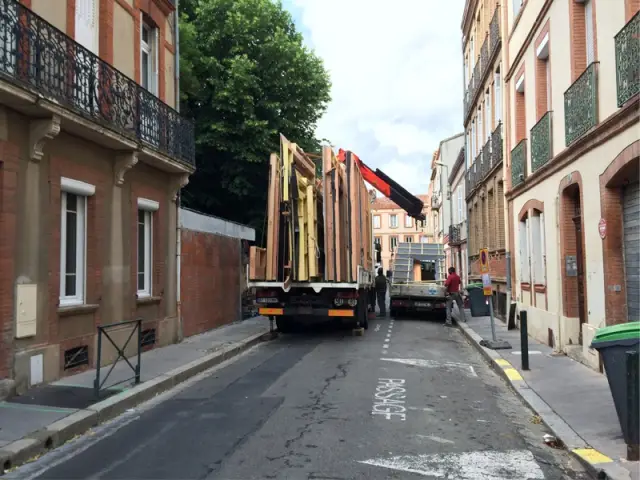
[0,0,195,166]
[463,6,502,121]
[431,194,442,210]
[510,139,527,189]
[530,111,553,173]
[481,138,491,178]
[564,62,599,147]
[614,11,640,107]
[491,122,503,168]
[449,221,467,246]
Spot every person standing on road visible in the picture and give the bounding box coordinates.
[374,268,388,317]
[444,267,465,326]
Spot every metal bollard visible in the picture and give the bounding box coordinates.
[520,310,529,371]
[626,350,639,461]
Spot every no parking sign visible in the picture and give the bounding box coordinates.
[479,248,489,274]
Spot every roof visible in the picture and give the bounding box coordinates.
[372,194,429,211]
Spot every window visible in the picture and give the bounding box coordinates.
[59,178,95,306]
[485,89,492,137]
[457,187,464,223]
[531,211,546,285]
[471,119,476,157]
[405,215,413,228]
[373,215,381,229]
[389,214,398,228]
[374,236,382,247]
[141,19,158,95]
[584,0,594,64]
[420,236,429,243]
[390,236,398,251]
[404,236,414,243]
[519,217,530,283]
[137,198,159,297]
[494,68,502,123]
[513,0,523,18]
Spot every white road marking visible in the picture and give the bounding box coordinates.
[386,334,391,338]
[371,378,407,421]
[382,344,389,349]
[408,406,435,412]
[359,449,545,479]
[511,351,542,355]
[384,339,390,343]
[417,434,455,445]
[381,358,478,378]
[374,324,381,332]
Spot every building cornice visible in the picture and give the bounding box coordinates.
[461,0,480,43]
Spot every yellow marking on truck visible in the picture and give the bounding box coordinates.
[328,309,354,317]
[572,449,613,464]
[259,308,283,316]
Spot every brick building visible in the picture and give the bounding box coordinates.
[371,194,432,272]
[0,0,195,395]
[461,0,509,318]
[504,0,639,370]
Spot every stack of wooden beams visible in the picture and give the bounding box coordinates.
[249,134,373,285]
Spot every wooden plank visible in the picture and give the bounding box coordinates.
[306,183,318,278]
[322,146,335,281]
[266,154,279,280]
[249,246,267,280]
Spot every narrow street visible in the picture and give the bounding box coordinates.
[8,318,586,480]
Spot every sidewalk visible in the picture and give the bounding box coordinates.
[0,317,273,472]
[453,309,639,480]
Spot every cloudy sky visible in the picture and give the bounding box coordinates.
[284,0,465,195]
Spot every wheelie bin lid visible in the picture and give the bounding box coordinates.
[466,283,483,290]
[590,321,640,349]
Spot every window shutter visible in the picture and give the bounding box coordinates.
[495,72,502,122]
[585,0,594,64]
[75,0,97,52]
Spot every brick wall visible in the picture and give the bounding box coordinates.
[179,209,255,338]
[0,141,18,379]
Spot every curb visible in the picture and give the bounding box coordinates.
[0,329,276,473]
[454,318,630,480]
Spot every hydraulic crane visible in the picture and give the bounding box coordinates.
[336,149,426,223]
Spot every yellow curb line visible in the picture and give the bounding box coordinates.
[572,448,613,464]
[493,359,524,381]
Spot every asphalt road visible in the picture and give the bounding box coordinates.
[8,316,588,480]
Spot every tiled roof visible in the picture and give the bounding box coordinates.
[372,194,429,211]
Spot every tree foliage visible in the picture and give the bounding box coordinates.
[179,0,331,236]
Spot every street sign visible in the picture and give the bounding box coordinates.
[598,218,607,239]
[482,273,492,296]
[479,248,489,273]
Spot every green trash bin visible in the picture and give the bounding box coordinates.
[466,283,489,317]
[590,322,640,450]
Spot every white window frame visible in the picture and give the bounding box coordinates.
[457,187,464,222]
[405,214,413,228]
[140,18,159,96]
[59,178,95,307]
[373,215,381,229]
[531,211,546,285]
[389,214,398,228]
[585,0,595,65]
[137,198,159,298]
[494,69,502,123]
[519,218,530,283]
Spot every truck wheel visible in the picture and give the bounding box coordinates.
[276,316,293,333]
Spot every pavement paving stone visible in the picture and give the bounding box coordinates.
[454,309,639,480]
[0,317,270,469]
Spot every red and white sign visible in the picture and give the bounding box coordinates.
[598,218,607,239]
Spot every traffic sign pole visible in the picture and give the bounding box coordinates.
[477,248,511,351]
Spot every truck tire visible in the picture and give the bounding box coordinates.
[276,316,294,333]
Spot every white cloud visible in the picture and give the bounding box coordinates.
[291,0,465,195]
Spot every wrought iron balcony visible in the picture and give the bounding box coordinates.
[564,62,599,147]
[449,224,461,245]
[510,139,527,189]
[481,138,491,179]
[489,7,501,56]
[465,162,476,199]
[480,36,489,73]
[491,122,503,168]
[530,111,553,173]
[614,11,639,107]
[0,0,195,166]
[431,194,442,210]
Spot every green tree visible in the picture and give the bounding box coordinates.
[179,0,331,237]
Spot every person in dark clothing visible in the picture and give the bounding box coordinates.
[374,268,388,316]
[444,267,466,326]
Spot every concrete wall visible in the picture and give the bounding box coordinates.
[179,210,255,338]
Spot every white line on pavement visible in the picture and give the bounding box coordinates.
[380,358,478,378]
[359,449,545,479]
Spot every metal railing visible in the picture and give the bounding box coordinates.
[94,318,143,398]
[564,62,599,147]
[491,122,503,168]
[481,138,491,178]
[0,0,195,165]
[614,11,640,107]
[530,111,553,173]
[511,139,527,188]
